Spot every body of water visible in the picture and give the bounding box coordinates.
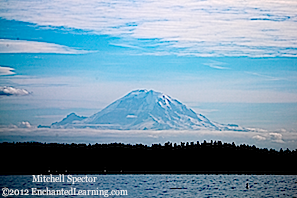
[1,175,297,197]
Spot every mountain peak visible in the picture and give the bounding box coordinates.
[124,89,173,104]
[51,89,250,131]
[124,89,158,98]
[67,112,79,117]
[131,89,149,93]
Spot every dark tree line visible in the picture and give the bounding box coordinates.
[1,141,296,174]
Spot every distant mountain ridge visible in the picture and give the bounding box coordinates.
[50,89,251,131]
[51,113,87,127]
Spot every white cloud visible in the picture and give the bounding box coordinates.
[1,0,297,57]
[0,39,87,54]
[126,115,137,118]
[0,86,30,96]
[269,132,285,143]
[252,135,266,141]
[18,121,32,128]
[0,66,15,75]
[1,122,33,128]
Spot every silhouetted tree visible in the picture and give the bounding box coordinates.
[0,141,296,174]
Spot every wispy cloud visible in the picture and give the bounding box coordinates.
[245,71,281,81]
[1,0,297,57]
[203,61,230,70]
[0,86,31,96]
[109,42,143,50]
[0,39,87,54]
[0,66,15,75]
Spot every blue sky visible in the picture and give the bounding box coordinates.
[0,0,297,149]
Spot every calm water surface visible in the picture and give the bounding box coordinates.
[1,175,297,197]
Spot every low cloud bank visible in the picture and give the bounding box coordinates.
[252,132,287,144]
[0,127,295,150]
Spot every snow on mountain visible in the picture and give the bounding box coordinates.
[51,89,250,131]
[51,113,87,128]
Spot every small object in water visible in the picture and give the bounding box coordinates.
[246,183,249,189]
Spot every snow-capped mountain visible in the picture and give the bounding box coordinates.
[51,89,249,131]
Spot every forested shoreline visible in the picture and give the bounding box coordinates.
[1,141,296,175]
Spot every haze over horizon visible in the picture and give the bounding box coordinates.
[0,0,297,149]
